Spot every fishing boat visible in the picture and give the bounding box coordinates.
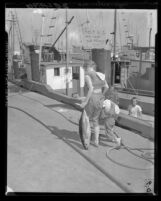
[109,10,156,116]
[6,9,156,115]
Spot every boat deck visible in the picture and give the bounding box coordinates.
[120,109,154,126]
[117,92,154,104]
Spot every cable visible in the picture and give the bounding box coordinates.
[106,131,154,170]
[75,12,84,47]
[106,148,153,170]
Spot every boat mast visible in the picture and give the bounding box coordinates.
[11,11,15,80]
[112,9,117,86]
[39,13,45,72]
[66,8,69,96]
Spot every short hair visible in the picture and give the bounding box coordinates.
[131,97,138,102]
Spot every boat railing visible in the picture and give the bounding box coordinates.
[41,52,54,62]
[115,85,154,97]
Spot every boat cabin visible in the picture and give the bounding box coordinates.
[40,61,85,97]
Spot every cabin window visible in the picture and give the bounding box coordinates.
[72,66,79,80]
[54,68,60,76]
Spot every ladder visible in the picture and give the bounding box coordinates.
[44,12,57,46]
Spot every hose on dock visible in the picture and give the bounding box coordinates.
[106,131,154,170]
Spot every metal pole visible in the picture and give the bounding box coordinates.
[112,9,117,86]
[11,12,15,80]
[39,14,45,80]
[12,14,14,57]
[66,9,69,96]
[9,21,13,77]
[149,28,152,50]
[138,49,142,93]
[39,14,45,67]
[139,49,142,75]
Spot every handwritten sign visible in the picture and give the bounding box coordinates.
[83,28,106,49]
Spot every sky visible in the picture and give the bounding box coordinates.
[5,8,157,52]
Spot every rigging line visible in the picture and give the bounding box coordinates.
[13,12,21,52]
[47,10,57,44]
[30,14,34,41]
[118,12,122,53]
[8,11,13,53]
[46,11,53,44]
[50,11,58,43]
[14,9,23,47]
[42,12,48,45]
[75,12,84,47]
[54,11,61,49]
[56,11,65,51]
[51,12,58,44]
